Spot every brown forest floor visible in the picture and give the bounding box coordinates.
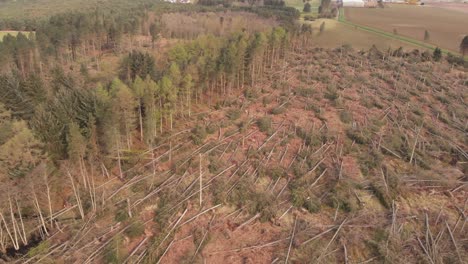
[16,47,468,264]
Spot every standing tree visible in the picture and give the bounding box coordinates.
[320,22,326,34]
[433,47,442,61]
[424,30,430,42]
[67,122,88,188]
[143,76,159,144]
[460,35,468,56]
[181,74,193,117]
[159,76,177,131]
[110,78,137,149]
[303,3,312,12]
[132,76,146,141]
[149,22,161,49]
[0,120,43,179]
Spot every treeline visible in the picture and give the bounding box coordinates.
[0,0,160,31]
[0,2,298,78]
[0,9,162,77]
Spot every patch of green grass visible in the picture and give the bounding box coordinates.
[0,31,33,41]
[124,221,145,238]
[191,125,207,145]
[257,116,272,133]
[27,241,50,258]
[226,108,242,120]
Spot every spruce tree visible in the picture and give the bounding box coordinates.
[460,35,468,56]
[433,47,442,62]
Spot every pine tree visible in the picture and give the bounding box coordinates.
[460,35,468,56]
[143,76,159,144]
[0,120,43,179]
[149,22,161,49]
[132,76,146,141]
[67,122,89,188]
[181,74,193,117]
[111,78,137,149]
[424,30,430,42]
[0,103,12,145]
[320,22,326,34]
[433,47,442,62]
[159,76,176,131]
[67,122,86,162]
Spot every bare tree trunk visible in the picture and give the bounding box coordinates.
[68,171,85,219]
[44,174,53,228]
[8,197,20,247]
[199,153,203,207]
[15,198,27,246]
[33,192,49,236]
[139,102,144,141]
[79,157,88,190]
[0,222,6,253]
[0,212,18,250]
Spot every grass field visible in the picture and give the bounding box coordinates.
[306,19,423,51]
[285,0,320,16]
[0,30,25,40]
[344,5,468,53]
[0,0,152,20]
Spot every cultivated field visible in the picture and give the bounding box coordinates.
[425,2,468,14]
[345,4,468,52]
[306,19,424,51]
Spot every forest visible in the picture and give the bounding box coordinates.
[0,0,466,263]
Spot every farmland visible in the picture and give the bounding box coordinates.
[0,0,144,20]
[285,0,320,14]
[305,19,424,51]
[344,4,468,53]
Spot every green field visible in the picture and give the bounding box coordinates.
[0,0,151,20]
[305,18,423,51]
[285,0,320,15]
[0,31,22,40]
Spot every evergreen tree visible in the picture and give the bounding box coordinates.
[0,103,12,145]
[433,47,442,62]
[119,51,155,81]
[181,74,193,117]
[0,120,43,179]
[132,76,146,141]
[67,122,89,187]
[111,78,137,149]
[320,22,326,34]
[424,30,430,42]
[67,122,86,162]
[303,3,312,12]
[159,76,177,131]
[460,35,468,56]
[143,76,159,144]
[149,22,161,49]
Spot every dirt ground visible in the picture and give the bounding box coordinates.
[424,2,468,14]
[345,4,468,52]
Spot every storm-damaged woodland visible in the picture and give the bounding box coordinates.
[0,0,466,263]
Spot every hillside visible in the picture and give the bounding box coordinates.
[0,1,467,264]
